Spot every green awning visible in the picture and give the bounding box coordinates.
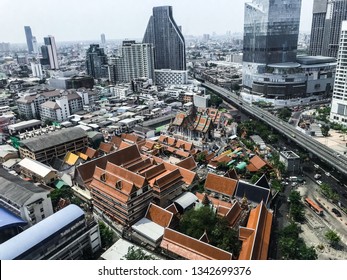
[236,162,247,170]
[54,180,69,189]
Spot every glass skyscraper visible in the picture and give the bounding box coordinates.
[24,26,34,54]
[242,0,302,89]
[143,6,186,71]
[309,0,347,58]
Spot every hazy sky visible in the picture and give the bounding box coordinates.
[0,0,314,43]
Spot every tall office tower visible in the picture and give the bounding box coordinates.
[43,35,59,69]
[85,44,108,79]
[330,21,347,125]
[101,33,106,46]
[24,26,34,54]
[108,40,155,84]
[32,36,38,54]
[309,0,347,58]
[242,0,302,89]
[143,6,186,70]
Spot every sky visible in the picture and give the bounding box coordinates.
[0,0,314,44]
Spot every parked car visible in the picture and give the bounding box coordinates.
[314,174,321,179]
[325,172,331,177]
[316,180,322,185]
[332,208,342,217]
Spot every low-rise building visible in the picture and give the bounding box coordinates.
[279,150,301,174]
[0,168,53,227]
[19,127,88,163]
[17,158,58,185]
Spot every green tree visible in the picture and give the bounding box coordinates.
[209,93,223,108]
[278,223,317,260]
[251,174,260,184]
[288,191,305,222]
[196,153,206,164]
[50,187,74,209]
[321,125,330,137]
[277,107,292,122]
[319,183,339,202]
[99,221,114,249]
[271,179,283,192]
[325,230,340,247]
[122,246,157,260]
[179,206,241,257]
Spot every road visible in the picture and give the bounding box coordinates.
[203,82,347,177]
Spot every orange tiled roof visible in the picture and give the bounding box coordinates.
[246,155,267,172]
[204,173,238,196]
[176,157,197,171]
[238,201,273,260]
[195,192,233,209]
[172,113,186,126]
[160,228,233,260]
[84,147,98,159]
[145,203,173,227]
[99,142,113,154]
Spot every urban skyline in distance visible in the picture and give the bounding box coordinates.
[1,0,314,43]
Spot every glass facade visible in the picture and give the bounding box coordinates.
[242,0,302,89]
[24,26,34,54]
[85,44,108,79]
[143,6,186,71]
[243,0,301,65]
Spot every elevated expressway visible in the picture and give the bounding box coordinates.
[203,82,347,177]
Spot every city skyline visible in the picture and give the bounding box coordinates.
[1,0,314,44]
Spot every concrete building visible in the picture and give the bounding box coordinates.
[0,168,54,227]
[330,21,347,125]
[24,26,34,54]
[309,0,347,58]
[108,41,155,84]
[154,69,188,85]
[86,44,108,79]
[19,127,88,163]
[279,150,301,174]
[0,204,101,260]
[17,158,58,185]
[31,63,43,79]
[143,6,186,70]
[41,36,59,70]
[242,0,313,104]
[48,75,94,89]
[8,119,42,136]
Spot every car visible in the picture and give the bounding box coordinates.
[314,174,322,179]
[332,208,342,217]
[316,180,322,185]
[314,164,320,169]
[325,172,331,177]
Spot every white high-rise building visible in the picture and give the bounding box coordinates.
[330,20,347,125]
[43,35,59,70]
[31,62,43,78]
[108,40,154,84]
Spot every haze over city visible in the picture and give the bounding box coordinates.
[1,0,314,43]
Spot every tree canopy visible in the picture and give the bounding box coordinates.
[278,223,317,260]
[122,246,157,260]
[179,206,241,257]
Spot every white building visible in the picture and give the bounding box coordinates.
[31,62,43,78]
[330,21,347,125]
[154,69,188,85]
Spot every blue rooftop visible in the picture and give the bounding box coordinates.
[0,204,84,260]
[0,207,27,230]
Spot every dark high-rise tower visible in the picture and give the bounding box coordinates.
[309,0,347,58]
[24,26,34,54]
[85,44,108,79]
[242,0,302,88]
[143,6,186,70]
[42,35,59,70]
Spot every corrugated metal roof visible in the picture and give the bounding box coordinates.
[0,168,49,205]
[20,127,87,152]
[0,204,84,260]
[131,217,165,243]
[0,207,27,230]
[173,192,198,210]
[18,158,56,178]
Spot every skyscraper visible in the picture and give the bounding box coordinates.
[143,6,186,70]
[24,26,34,54]
[108,40,155,84]
[101,34,106,46]
[85,44,108,79]
[43,36,59,70]
[242,0,302,89]
[330,21,347,125]
[309,0,347,58]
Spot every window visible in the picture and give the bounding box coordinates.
[40,208,44,212]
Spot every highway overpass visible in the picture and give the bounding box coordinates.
[203,82,347,177]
